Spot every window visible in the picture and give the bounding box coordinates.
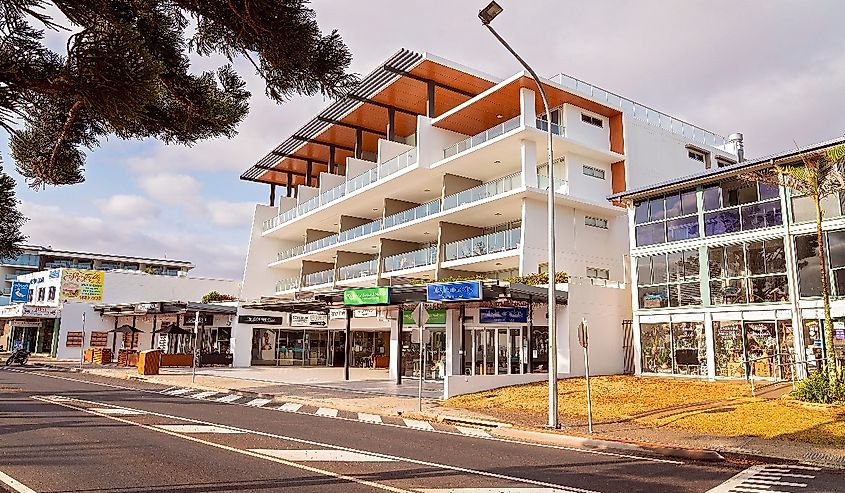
[633,189,699,246]
[713,320,789,378]
[640,321,706,375]
[581,113,603,128]
[585,216,608,229]
[47,286,56,301]
[703,180,782,236]
[791,192,843,224]
[586,267,610,280]
[795,230,845,298]
[636,249,700,308]
[37,287,45,302]
[716,157,736,168]
[688,149,706,163]
[708,240,788,305]
[583,165,605,180]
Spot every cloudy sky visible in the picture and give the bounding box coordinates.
[3,0,844,279]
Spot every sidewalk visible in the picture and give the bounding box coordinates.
[28,359,845,467]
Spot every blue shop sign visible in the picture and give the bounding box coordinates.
[479,307,529,324]
[10,281,29,303]
[426,280,482,302]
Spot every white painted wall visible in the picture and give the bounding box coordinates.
[564,153,613,204]
[242,205,284,302]
[378,139,413,163]
[319,172,344,192]
[561,104,610,150]
[416,116,468,168]
[297,185,319,203]
[564,280,630,376]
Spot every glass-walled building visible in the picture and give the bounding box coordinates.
[612,137,845,380]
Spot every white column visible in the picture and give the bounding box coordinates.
[519,87,537,128]
[230,322,251,368]
[520,139,538,188]
[703,311,716,380]
[389,317,400,381]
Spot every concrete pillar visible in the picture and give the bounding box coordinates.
[50,317,60,357]
[520,139,538,188]
[519,87,537,128]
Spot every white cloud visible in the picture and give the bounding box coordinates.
[94,194,160,221]
[207,200,256,228]
[138,173,202,205]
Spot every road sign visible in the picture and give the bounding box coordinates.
[411,303,429,327]
[577,319,588,348]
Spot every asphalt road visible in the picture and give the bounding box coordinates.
[0,366,841,493]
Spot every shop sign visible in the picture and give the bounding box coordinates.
[329,308,347,320]
[291,313,310,327]
[238,314,286,325]
[353,308,378,318]
[835,321,845,341]
[426,281,482,302]
[135,302,161,314]
[403,309,446,326]
[60,269,105,302]
[11,320,41,328]
[343,287,390,306]
[309,312,328,326]
[183,313,214,326]
[10,281,29,303]
[479,307,528,324]
[22,306,59,318]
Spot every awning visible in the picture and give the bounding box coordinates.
[94,301,237,316]
[239,298,328,313]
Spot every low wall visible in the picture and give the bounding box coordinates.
[444,373,548,399]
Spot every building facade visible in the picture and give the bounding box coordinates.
[232,49,736,396]
[611,137,845,381]
[1,245,194,306]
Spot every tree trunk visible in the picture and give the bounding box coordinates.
[814,194,837,383]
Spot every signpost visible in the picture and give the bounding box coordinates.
[411,303,429,412]
[578,318,593,434]
[79,311,86,370]
[192,310,199,384]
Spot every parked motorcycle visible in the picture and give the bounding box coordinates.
[5,349,29,366]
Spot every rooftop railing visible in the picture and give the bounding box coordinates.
[304,269,334,287]
[275,277,300,293]
[383,246,437,273]
[443,115,520,158]
[443,172,520,210]
[383,199,441,229]
[338,258,378,281]
[444,227,522,262]
[552,72,728,147]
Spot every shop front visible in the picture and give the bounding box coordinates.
[0,304,60,355]
[248,311,340,367]
[401,309,447,380]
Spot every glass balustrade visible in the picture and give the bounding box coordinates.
[277,245,305,262]
[444,228,522,261]
[296,195,321,216]
[537,174,568,193]
[346,167,379,194]
[337,219,382,243]
[304,235,338,254]
[320,182,346,204]
[535,118,564,136]
[383,246,437,272]
[383,199,441,229]
[338,259,378,281]
[304,269,334,287]
[443,116,521,158]
[443,173,520,210]
[275,277,300,293]
[378,148,418,178]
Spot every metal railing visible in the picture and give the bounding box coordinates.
[338,259,378,281]
[304,235,338,254]
[443,172,520,210]
[383,199,441,229]
[319,181,346,206]
[304,269,334,287]
[346,167,379,194]
[552,72,728,147]
[443,115,521,158]
[444,227,522,261]
[337,219,382,243]
[275,277,300,293]
[383,246,437,272]
[277,245,305,262]
[378,148,418,178]
[296,194,321,216]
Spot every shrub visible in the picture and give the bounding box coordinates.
[792,370,845,404]
[505,271,569,286]
[201,291,237,303]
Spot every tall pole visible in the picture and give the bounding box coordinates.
[418,323,424,412]
[79,311,86,370]
[482,18,558,429]
[192,310,199,384]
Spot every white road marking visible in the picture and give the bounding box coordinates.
[155,424,245,434]
[278,403,303,412]
[316,407,339,417]
[215,394,242,403]
[358,412,383,424]
[244,398,272,407]
[0,470,37,493]
[418,489,575,493]
[251,449,394,462]
[89,407,147,416]
[456,426,492,438]
[706,465,816,492]
[167,388,194,396]
[403,418,434,431]
[188,391,217,399]
[32,396,598,493]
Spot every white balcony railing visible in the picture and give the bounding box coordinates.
[275,277,300,293]
[383,246,437,273]
[535,118,564,136]
[443,115,520,158]
[383,199,441,229]
[378,148,418,179]
[338,219,381,243]
[443,172,520,210]
[304,269,334,287]
[338,259,378,281]
[444,227,522,261]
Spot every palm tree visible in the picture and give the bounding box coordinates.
[748,143,845,384]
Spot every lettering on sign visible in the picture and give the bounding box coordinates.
[237,315,286,325]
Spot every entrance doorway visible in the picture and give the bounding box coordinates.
[462,326,529,376]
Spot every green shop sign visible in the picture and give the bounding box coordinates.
[403,309,446,326]
[343,287,390,306]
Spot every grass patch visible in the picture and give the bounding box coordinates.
[445,375,750,423]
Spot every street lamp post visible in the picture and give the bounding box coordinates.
[479,1,559,429]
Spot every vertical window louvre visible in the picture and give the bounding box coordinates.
[583,165,606,180]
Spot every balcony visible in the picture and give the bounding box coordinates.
[304,269,334,287]
[383,246,437,273]
[378,148,418,179]
[535,118,564,136]
[443,115,520,159]
[275,277,300,293]
[443,173,520,210]
[338,259,378,281]
[444,227,521,262]
[337,219,381,243]
[277,245,305,262]
[537,173,568,194]
[383,199,441,229]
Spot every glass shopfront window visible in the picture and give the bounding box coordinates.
[796,230,845,298]
[403,329,445,380]
[634,189,699,247]
[714,320,789,378]
[461,327,528,377]
[671,322,707,375]
[636,250,700,308]
[714,321,744,377]
[640,322,673,373]
[703,180,782,237]
[708,240,788,305]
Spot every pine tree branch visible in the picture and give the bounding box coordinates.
[48,96,84,168]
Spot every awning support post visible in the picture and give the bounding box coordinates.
[344,308,352,381]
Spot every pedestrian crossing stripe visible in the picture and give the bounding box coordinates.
[358,412,382,424]
[278,402,303,412]
[249,449,394,462]
[90,407,147,416]
[706,464,816,492]
[244,398,271,407]
[403,418,434,431]
[315,407,338,417]
[456,426,492,438]
[215,394,242,403]
[166,388,194,395]
[188,391,217,399]
[156,424,245,434]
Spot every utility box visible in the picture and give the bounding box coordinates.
[137,349,161,375]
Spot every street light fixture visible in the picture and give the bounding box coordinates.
[479,1,559,429]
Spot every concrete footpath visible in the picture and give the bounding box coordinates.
[25,359,845,468]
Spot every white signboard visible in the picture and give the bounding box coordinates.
[329,308,347,320]
[0,304,60,319]
[309,312,328,327]
[353,308,377,318]
[290,313,310,327]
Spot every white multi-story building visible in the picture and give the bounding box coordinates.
[611,137,845,382]
[233,50,737,397]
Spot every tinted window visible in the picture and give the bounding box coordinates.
[725,244,746,277]
[666,216,699,242]
[649,197,665,221]
[665,193,682,218]
[703,186,721,210]
[634,201,649,223]
[681,190,698,215]
[635,222,665,246]
[704,209,741,236]
[794,234,821,297]
[758,182,780,200]
[828,230,845,267]
[652,254,668,283]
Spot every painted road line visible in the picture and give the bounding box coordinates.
[89,407,147,416]
[215,394,242,403]
[403,418,434,431]
[316,407,339,417]
[33,396,597,493]
[244,398,272,407]
[188,391,217,399]
[456,426,492,438]
[358,412,383,424]
[707,464,815,492]
[278,403,303,412]
[418,489,575,493]
[251,449,395,462]
[166,388,194,396]
[0,470,37,493]
[155,424,245,434]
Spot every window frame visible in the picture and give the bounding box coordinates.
[708,239,788,305]
[582,165,606,180]
[586,267,610,280]
[585,216,608,229]
[702,180,782,237]
[633,188,700,246]
[636,249,701,309]
[580,113,603,128]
